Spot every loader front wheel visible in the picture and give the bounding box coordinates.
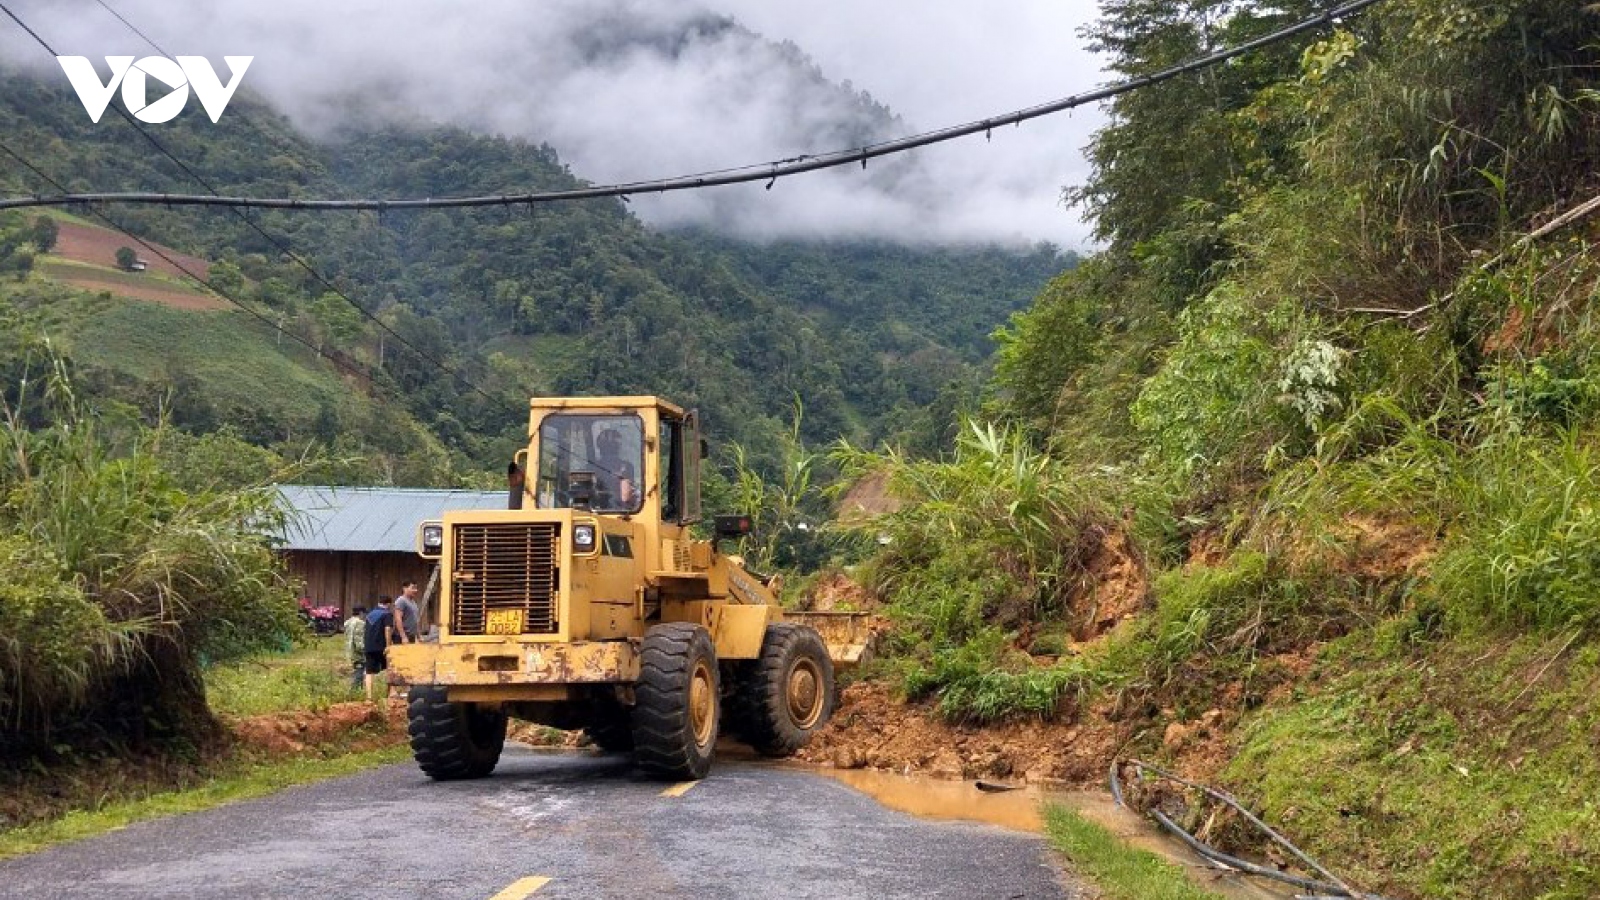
[631,623,720,780]
[738,624,835,757]
[407,686,506,780]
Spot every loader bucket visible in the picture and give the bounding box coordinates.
[786,610,874,667]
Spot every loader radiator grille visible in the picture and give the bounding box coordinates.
[449,523,560,635]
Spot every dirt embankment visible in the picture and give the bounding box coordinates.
[1,699,410,833]
[227,699,409,756]
[798,678,1257,790]
[796,516,1430,790]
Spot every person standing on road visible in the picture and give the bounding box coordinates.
[392,580,421,644]
[364,597,393,700]
[342,605,367,691]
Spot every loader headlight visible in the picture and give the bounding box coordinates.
[573,523,597,553]
[421,524,444,552]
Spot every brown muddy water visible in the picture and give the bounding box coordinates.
[811,766,1297,900]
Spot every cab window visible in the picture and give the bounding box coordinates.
[535,413,644,514]
[659,418,681,522]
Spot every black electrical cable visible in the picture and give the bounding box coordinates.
[1110,759,1395,900]
[0,0,501,406]
[0,0,1388,214]
[90,0,164,58]
[1127,758,1360,892]
[1144,805,1347,895]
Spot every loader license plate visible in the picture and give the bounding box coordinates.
[485,610,525,635]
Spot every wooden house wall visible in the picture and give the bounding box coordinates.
[283,550,435,622]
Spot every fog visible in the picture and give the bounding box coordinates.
[1,0,1106,247]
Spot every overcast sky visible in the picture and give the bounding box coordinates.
[2,0,1107,248]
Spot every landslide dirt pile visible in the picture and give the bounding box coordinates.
[226,700,408,756]
[795,513,1425,788]
[798,682,1118,785]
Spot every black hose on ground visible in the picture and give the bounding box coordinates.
[1109,758,1394,900]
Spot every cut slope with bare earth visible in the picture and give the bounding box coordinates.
[42,221,223,310]
[51,221,211,281]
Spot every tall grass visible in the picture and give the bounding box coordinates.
[839,421,1113,646]
[0,350,299,756]
[835,421,1120,721]
[1262,388,1600,634]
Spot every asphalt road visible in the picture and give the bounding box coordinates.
[0,746,1080,900]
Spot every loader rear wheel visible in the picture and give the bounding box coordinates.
[407,686,506,780]
[631,623,720,780]
[737,624,835,757]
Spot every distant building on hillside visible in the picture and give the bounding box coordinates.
[273,485,505,617]
[114,245,148,272]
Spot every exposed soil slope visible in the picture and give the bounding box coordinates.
[42,221,223,309]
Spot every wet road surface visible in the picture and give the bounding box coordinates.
[0,746,1080,899]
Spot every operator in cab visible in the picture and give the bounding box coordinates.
[593,427,636,511]
[534,413,646,514]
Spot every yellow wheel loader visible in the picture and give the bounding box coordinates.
[388,396,869,781]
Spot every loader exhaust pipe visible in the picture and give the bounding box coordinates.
[507,461,524,510]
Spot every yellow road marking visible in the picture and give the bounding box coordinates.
[660,781,699,797]
[489,876,551,900]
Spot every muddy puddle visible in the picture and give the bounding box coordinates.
[811,766,1297,900]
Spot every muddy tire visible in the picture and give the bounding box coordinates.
[631,623,720,780]
[407,686,507,780]
[737,623,835,757]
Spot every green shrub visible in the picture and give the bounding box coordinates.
[1130,282,1336,487]
[900,629,1105,724]
[0,536,137,727]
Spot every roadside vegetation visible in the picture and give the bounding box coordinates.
[0,337,404,845]
[810,2,1600,897]
[1044,807,1225,900]
[0,743,408,860]
[206,638,360,718]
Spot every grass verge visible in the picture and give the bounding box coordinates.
[1227,628,1600,900]
[0,743,409,860]
[205,637,360,717]
[1044,806,1227,900]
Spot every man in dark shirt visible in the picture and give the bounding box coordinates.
[363,596,393,700]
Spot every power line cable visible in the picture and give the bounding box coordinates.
[0,136,407,400]
[0,0,500,404]
[90,0,165,58]
[0,0,1387,214]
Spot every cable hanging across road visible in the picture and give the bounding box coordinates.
[0,0,1387,214]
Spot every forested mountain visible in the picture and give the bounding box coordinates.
[0,62,1067,484]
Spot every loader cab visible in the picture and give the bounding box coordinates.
[534,413,645,514]
[524,397,700,527]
